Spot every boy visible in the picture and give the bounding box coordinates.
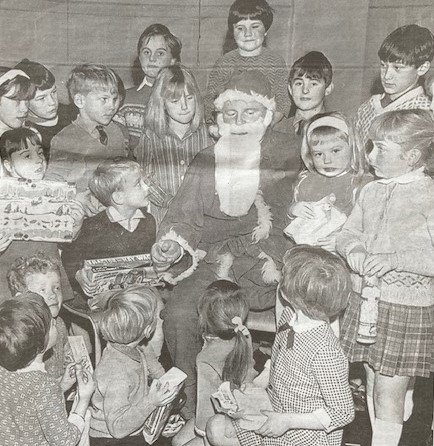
[114,24,181,148]
[355,24,433,149]
[15,58,76,160]
[0,294,94,445]
[45,63,129,194]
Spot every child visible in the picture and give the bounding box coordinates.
[355,24,433,150]
[275,51,334,139]
[115,24,182,148]
[287,112,371,252]
[206,245,354,446]
[204,0,289,127]
[173,280,257,446]
[89,285,177,444]
[0,293,95,445]
[0,128,79,304]
[15,58,76,160]
[337,109,434,446]
[45,63,129,195]
[7,252,73,383]
[0,66,34,138]
[137,65,211,224]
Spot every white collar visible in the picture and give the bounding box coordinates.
[289,311,326,333]
[137,76,154,91]
[106,206,145,232]
[16,361,46,374]
[30,115,59,128]
[377,167,425,185]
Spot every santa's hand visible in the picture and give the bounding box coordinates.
[75,267,98,297]
[289,201,315,219]
[317,234,337,252]
[255,411,291,437]
[346,246,367,275]
[363,253,397,278]
[151,240,182,273]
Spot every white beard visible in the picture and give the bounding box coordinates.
[214,115,268,217]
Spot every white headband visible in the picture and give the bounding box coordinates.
[0,69,30,87]
[307,116,349,138]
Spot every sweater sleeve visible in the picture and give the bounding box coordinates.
[36,377,83,446]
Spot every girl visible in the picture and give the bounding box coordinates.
[137,64,211,224]
[337,109,434,446]
[204,0,289,127]
[206,246,354,446]
[173,280,257,446]
[288,111,371,252]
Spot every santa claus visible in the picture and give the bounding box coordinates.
[151,70,300,418]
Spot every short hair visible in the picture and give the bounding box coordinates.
[89,157,142,207]
[369,109,434,177]
[228,0,274,32]
[0,127,42,162]
[280,245,352,321]
[14,59,55,91]
[0,66,35,101]
[7,252,61,296]
[0,293,51,371]
[301,111,367,178]
[289,51,333,88]
[145,65,204,138]
[66,63,119,102]
[378,24,434,67]
[93,285,159,344]
[137,24,182,63]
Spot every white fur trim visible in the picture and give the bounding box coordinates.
[214,89,276,112]
[215,252,234,280]
[258,251,281,285]
[159,229,205,285]
[252,191,273,243]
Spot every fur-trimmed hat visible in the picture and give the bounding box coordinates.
[214,69,276,112]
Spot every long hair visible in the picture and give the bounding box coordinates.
[198,280,251,387]
[145,65,204,138]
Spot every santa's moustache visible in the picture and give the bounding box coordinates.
[215,114,269,217]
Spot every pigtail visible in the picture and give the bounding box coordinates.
[222,326,251,388]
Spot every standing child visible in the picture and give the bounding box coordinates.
[206,245,355,446]
[173,280,257,446]
[204,0,289,127]
[90,286,177,445]
[337,109,434,446]
[355,24,433,150]
[288,112,371,252]
[0,293,95,445]
[137,65,211,224]
[115,24,182,149]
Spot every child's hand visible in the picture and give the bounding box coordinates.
[317,234,337,252]
[363,253,398,278]
[346,246,367,274]
[289,201,316,219]
[60,362,78,392]
[76,191,105,217]
[0,233,12,254]
[151,240,182,273]
[70,200,85,240]
[148,379,178,407]
[255,410,291,437]
[75,363,95,401]
[75,267,98,297]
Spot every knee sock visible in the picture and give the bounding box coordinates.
[403,387,414,422]
[366,395,375,427]
[371,419,403,446]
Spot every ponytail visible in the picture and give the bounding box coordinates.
[222,328,252,387]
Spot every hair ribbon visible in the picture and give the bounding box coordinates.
[307,115,349,138]
[232,316,250,337]
[0,69,30,87]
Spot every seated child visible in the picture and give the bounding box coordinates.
[173,280,257,446]
[89,286,177,445]
[115,24,182,148]
[0,293,95,445]
[45,63,129,195]
[137,65,211,224]
[355,24,433,150]
[206,245,355,446]
[0,127,80,304]
[7,252,73,384]
[15,58,76,160]
[204,0,289,127]
[275,51,334,142]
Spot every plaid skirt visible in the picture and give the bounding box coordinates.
[340,292,434,377]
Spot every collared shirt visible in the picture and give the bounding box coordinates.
[73,115,100,140]
[106,206,146,232]
[136,76,153,92]
[377,166,425,185]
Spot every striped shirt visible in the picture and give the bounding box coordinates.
[136,125,211,224]
[204,48,290,121]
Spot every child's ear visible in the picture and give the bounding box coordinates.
[417,61,430,77]
[288,83,293,97]
[406,148,422,167]
[263,109,273,127]
[73,93,85,109]
[2,159,12,175]
[325,82,334,97]
[111,189,124,206]
[143,324,154,339]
